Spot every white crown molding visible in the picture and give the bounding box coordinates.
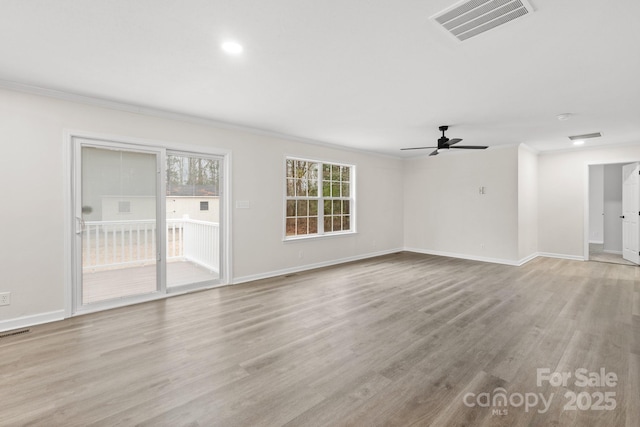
[0,79,401,160]
[537,139,640,156]
[519,143,540,155]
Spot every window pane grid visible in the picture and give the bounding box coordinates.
[286,158,353,238]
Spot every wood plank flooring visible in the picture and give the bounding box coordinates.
[1,252,638,426]
[589,243,636,266]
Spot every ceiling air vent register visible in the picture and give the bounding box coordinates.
[431,0,535,41]
[569,132,602,141]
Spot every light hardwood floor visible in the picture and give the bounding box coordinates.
[1,252,639,426]
[589,243,636,266]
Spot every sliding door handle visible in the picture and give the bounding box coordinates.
[75,216,85,234]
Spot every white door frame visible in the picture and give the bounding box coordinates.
[165,149,226,293]
[72,137,166,315]
[584,159,640,262]
[621,162,640,264]
[63,130,232,318]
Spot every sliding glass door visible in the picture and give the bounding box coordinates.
[72,137,225,314]
[76,142,163,309]
[166,152,222,289]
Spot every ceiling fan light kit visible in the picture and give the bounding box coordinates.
[401,125,489,155]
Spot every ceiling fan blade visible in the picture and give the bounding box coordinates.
[450,145,488,149]
[429,149,439,156]
[400,146,437,150]
[445,138,463,146]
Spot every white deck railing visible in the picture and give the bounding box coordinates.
[82,217,219,272]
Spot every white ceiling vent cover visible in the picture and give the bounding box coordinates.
[431,0,535,41]
[569,132,602,141]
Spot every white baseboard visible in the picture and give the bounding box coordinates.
[0,250,588,333]
[403,247,524,266]
[537,252,585,261]
[232,248,404,284]
[0,310,65,333]
[403,249,588,266]
[517,252,540,266]
[589,240,604,245]
[603,249,623,255]
[235,248,585,281]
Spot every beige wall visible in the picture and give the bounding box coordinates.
[518,145,538,260]
[3,83,640,330]
[588,164,605,244]
[403,145,520,264]
[0,87,404,327]
[538,144,640,258]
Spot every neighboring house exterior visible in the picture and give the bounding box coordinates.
[166,196,220,222]
[97,195,220,222]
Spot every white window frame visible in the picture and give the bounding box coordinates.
[283,156,356,241]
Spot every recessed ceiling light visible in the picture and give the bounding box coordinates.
[221,41,243,55]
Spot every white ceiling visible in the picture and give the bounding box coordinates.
[1,0,639,157]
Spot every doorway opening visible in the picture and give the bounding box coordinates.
[587,163,637,266]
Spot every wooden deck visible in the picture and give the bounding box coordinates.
[83,261,219,304]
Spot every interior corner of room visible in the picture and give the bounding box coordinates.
[2,1,640,424]
[2,86,640,332]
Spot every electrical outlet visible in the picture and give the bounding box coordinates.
[0,292,10,306]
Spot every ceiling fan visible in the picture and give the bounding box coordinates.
[401,126,488,156]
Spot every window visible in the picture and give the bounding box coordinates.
[285,157,354,238]
[118,200,131,213]
[200,201,209,211]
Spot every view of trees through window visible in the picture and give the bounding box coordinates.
[167,154,220,196]
[286,158,353,237]
[165,153,222,288]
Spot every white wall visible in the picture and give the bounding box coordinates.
[403,145,520,264]
[518,145,538,261]
[603,164,623,253]
[5,82,640,330]
[588,165,604,243]
[538,145,640,259]
[0,87,404,327]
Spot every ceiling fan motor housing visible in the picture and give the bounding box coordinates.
[400,125,486,153]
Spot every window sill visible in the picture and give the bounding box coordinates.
[283,230,357,243]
